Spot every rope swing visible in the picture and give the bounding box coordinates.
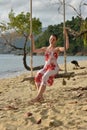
[25,0,74,83]
[63,0,67,73]
[29,0,67,75]
[30,0,33,76]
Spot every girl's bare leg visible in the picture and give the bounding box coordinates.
[31,85,46,102]
[35,84,40,91]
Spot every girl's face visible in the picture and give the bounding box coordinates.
[49,35,57,45]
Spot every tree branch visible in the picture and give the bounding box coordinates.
[66,27,87,37]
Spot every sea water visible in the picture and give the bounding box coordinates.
[0,54,87,78]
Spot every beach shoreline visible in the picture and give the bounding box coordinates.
[0,60,87,130]
[0,54,87,79]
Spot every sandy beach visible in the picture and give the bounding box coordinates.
[0,60,87,130]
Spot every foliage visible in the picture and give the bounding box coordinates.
[8,9,42,36]
[35,16,87,55]
[80,18,87,48]
[0,9,42,71]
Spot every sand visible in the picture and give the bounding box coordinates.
[0,60,87,130]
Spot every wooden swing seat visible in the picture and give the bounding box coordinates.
[22,71,75,83]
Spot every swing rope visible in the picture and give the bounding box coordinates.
[63,0,67,73]
[30,0,33,76]
[28,0,74,82]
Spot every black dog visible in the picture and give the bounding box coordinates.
[71,60,80,67]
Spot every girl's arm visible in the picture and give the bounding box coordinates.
[57,28,69,52]
[29,34,46,53]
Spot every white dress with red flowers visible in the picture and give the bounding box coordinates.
[35,50,59,87]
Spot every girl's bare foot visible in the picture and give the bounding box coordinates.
[28,96,44,104]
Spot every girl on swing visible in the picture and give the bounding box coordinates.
[29,28,69,103]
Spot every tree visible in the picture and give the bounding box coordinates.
[0,9,42,70]
[66,0,87,51]
[49,0,87,50]
[35,16,87,55]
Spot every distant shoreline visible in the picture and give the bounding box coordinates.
[0,54,86,79]
[0,52,87,56]
[0,58,87,80]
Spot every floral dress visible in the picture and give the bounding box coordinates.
[35,50,59,87]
